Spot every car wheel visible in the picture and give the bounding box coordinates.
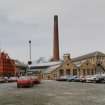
[93,80,96,83]
[17,84,21,88]
[30,83,33,87]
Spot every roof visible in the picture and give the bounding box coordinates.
[29,61,62,68]
[43,64,61,74]
[14,60,27,67]
[27,61,62,73]
[72,51,105,62]
[27,68,46,72]
[30,66,49,69]
[74,63,81,67]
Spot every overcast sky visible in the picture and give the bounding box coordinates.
[0,0,105,63]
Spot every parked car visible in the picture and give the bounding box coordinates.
[91,74,105,83]
[85,75,96,83]
[99,74,105,81]
[56,75,69,81]
[80,76,86,82]
[30,76,41,84]
[67,76,80,82]
[17,76,34,88]
[4,76,8,82]
[7,77,17,82]
[80,74,105,83]
[0,77,6,83]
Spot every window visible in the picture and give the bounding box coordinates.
[53,74,56,77]
[66,69,70,75]
[73,69,77,75]
[87,69,90,75]
[91,69,94,75]
[83,69,85,75]
[59,69,64,76]
[67,63,69,66]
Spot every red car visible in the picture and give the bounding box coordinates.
[17,76,34,88]
[33,78,41,84]
[30,76,41,84]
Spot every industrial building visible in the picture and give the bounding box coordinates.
[73,51,105,75]
[29,15,105,80]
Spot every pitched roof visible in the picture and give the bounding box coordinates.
[30,61,62,68]
[14,60,27,67]
[43,64,61,74]
[72,51,105,62]
[28,61,63,73]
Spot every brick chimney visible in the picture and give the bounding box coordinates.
[53,15,60,61]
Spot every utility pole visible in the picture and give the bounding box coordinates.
[28,40,32,65]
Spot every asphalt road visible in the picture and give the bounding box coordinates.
[0,80,105,105]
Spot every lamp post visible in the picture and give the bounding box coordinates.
[28,40,32,65]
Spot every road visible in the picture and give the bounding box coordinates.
[0,80,105,105]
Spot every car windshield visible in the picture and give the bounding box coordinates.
[18,76,30,80]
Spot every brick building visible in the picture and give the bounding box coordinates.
[0,52,16,77]
[43,54,78,80]
[72,51,105,76]
[42,52,105,80]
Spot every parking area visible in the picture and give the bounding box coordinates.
[0,80,105,105]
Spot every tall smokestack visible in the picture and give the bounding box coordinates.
[53,15,60,61]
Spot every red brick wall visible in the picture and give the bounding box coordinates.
[0,52,16,76]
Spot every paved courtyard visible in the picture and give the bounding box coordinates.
[0,80,105,105]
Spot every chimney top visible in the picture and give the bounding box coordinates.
[54,15,58,17]
[54,15,58,22]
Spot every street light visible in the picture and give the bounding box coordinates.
[28,40,32,65]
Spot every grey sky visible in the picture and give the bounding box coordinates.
[0,0,105,62]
